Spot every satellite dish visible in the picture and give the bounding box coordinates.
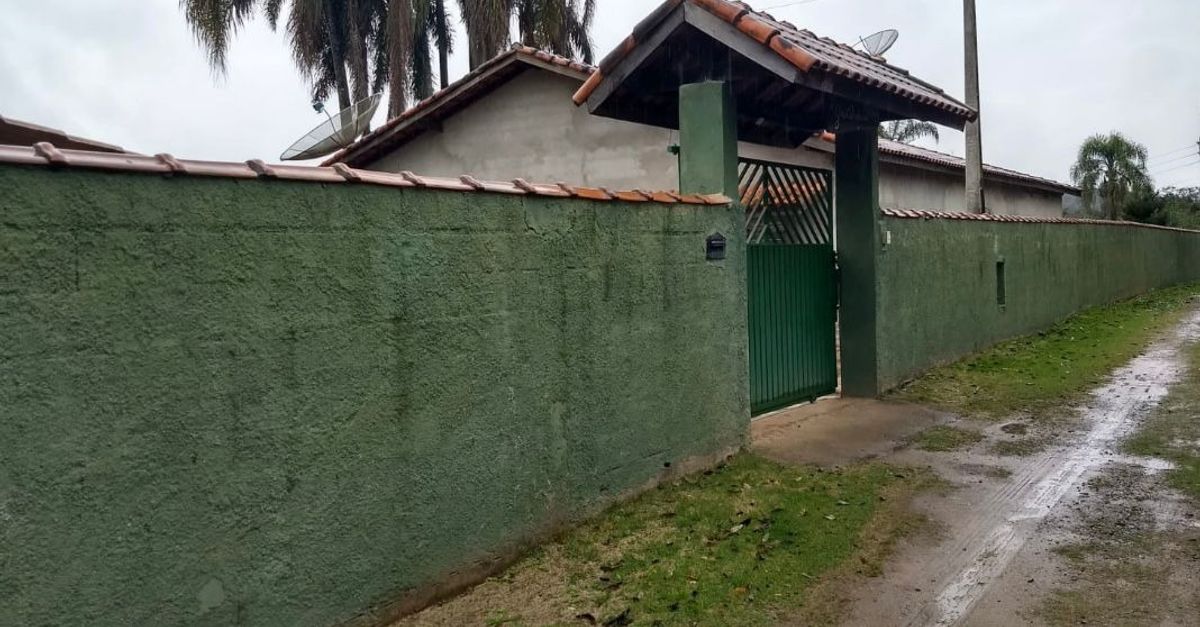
[856,29,900,58]
[280,92,382,161]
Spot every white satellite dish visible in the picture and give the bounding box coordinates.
[280,92,382,161]
[856,29,900,58]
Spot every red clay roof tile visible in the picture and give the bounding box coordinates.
[573,186,614,201]
[878,208,1200,234]
[0,143,726,206]
[611,190,651,202]
[572,0,974,123]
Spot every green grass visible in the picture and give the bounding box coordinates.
[405,455,935,626]
[559,456,928,625]
[1124,343,1200,501]
[894,285,1200,417]
[910,425,984,452]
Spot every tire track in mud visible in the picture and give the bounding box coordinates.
[925,307,1200,626]
[880,307,1200,627]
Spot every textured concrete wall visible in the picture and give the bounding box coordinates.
[874,217,1200,390]
[371,70,681,190]
[0,166,749,626]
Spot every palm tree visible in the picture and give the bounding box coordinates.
[183,0,363,111]
[411,0,454,99]
[181,0,262,78]
[1070,132,1152,220]
[459,0,511,69]
[184,0,424,116]
[878,120,940,144]
[430,0,453,90]
[514,0,595,63]
[183,0,594,118]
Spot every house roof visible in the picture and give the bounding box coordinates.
[0,115,128,153]
[329,47,1074,196]
[568,0,974,138]
[573,0,975,132]
[811,132,1079,195]
[0,142,728,206]
[322,45,593,167]
[878,139,1080,195]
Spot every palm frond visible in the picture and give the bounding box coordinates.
[877,119,939,144]
[180,0,261,74]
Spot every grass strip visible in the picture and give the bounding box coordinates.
[894,285,1200,417]
[1124,342,1200,501]
[401,455,934,626]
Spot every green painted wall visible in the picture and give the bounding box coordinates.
[0,166,749,626]
[874,216,1200,390]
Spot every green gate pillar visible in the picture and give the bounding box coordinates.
[835,128,881,397]
[678,81,738,197]
[678,80,751,425]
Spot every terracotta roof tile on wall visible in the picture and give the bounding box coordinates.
[0,143,728,206]
[573,0,975,123]
[881,208,1200,234]
[324,45,595,167]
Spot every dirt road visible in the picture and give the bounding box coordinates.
[754,305,1200,626]
[843,307,1200,626]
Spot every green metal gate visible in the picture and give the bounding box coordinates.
[739,159,838,415]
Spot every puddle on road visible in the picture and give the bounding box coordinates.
[920,309,1200,626]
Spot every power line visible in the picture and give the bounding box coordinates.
[1150,150,1200,169]
[1154,159,1200,177]
[1149,144,1200,161]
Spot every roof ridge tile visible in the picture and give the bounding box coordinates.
[154,153,187,174]
[33,142,68,165]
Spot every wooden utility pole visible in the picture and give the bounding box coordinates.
[964,0,985,213]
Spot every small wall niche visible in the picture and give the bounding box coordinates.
[996,259,1007,308]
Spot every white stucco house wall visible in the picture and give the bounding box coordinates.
[326,46,1078,218]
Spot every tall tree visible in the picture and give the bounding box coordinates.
[430,0,453,89]
[410,0,454,100]
[1070,132,1152,220]
[878,120,940,145]
[383,0,414,115]
[183,0,595,120]
[459,0,511,69]
[181,0,263,80]
[185,0,360,111]
[514,0,595,63]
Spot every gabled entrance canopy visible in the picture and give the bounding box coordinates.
[573,0,976,147]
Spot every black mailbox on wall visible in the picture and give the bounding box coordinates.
[706,233,727,261]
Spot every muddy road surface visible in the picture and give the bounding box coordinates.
[840,307,1200,626]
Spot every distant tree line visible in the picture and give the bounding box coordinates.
[181,0,594,118]
[1071,132,1200,228]
[1123,187,1200,230]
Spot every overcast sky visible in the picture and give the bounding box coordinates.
[2,0,1198,187]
